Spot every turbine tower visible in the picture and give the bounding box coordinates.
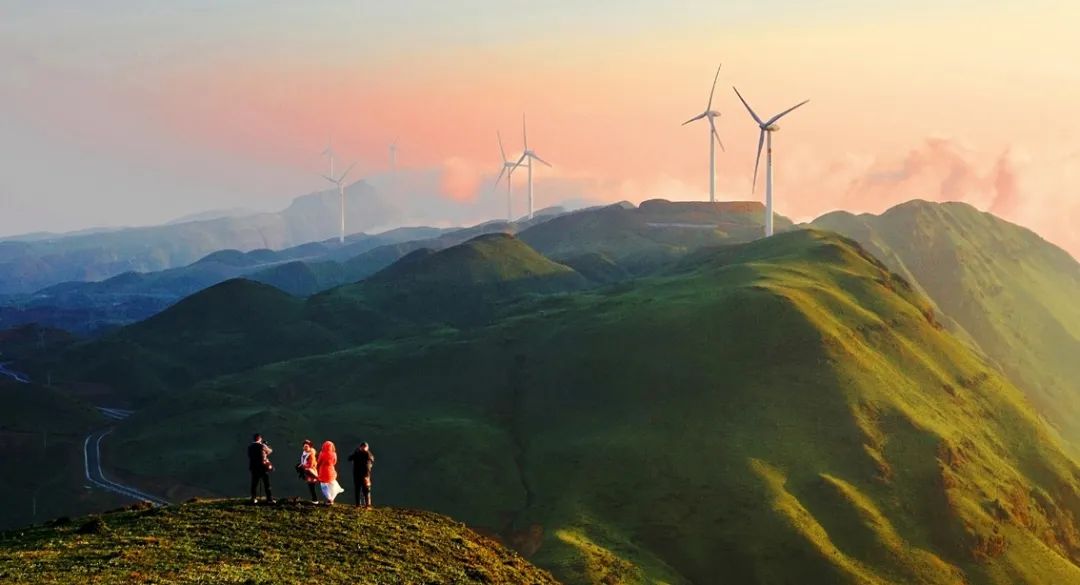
[682,65,725,202]
[493,131,522,221]
[732,87,809,237]
[388,138,398,172]
[322,161,357,244]
[321,136,336,178]
[514,115,551,220]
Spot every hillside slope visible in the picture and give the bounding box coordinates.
[0,499,557,584]
[0,379,124,530]
[56,235,588,400]
[812,200,1080,451]
[106,229,1080,584]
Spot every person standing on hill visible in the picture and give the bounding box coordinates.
[317,440,344,505]
[348,442,375,509]
[297,439,320,504]
[247,433,275,504]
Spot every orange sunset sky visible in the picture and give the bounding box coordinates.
[1,1,1078,256]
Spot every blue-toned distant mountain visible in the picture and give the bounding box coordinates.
[0,226,448,335]
[0,181,395,295]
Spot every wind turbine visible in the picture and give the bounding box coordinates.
[514,115,551,220]
[321,136,336,178]
[682,65,725,202]
[732,87,809,237]
[388,138,398,172]
[323,161,357,244]
[493,131,522,221]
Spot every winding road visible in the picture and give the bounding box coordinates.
[84,410,169,506]
[0,362,29,384]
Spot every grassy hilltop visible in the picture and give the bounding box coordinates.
[812,200,1080,452]
[85,228,1080,584]
[0,499,557,584]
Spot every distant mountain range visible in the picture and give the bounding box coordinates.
[0,200,781,333]
[0,180,395,295]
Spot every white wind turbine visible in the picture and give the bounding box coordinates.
[682,65,725,202]
[493,131,522,221]
[323,161,357,244]
[732,87,809,237]
[514,115,551,220]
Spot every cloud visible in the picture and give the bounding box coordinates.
[806,138,1080,259]
[438,157,482,202]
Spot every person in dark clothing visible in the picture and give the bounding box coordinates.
[247,433,275,504]
[347,442,375,508]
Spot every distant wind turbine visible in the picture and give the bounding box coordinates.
[322,161,357,244]
[493,131,523,221]
[732,87,809,237]
[388,138,398,172]
[682,65,725,203]
[321,136,336,178]
[514,115,552,220]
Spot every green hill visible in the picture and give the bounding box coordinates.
[308,233,588,341]
[518,199,793,274]
[812,200,1080,452]
[101,229,1080,584]
[58,279,346,400]
[368,232,585,289]
[0,499,558,584]
[56,235,588,401]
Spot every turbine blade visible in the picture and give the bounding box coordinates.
[733,86,764,126]
[338,162,357,183]
[522,114,528,150]
[515,153,528,167]
[752,130,765,193]
[765,99,810,125]
[682,112,707,126]
[710,118,726,153]
[706,64,722,110]
[321,174,337,184]
[494,165,507,188]
[530,153,552,168]
[498,131,507,163]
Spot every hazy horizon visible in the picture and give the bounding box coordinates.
[2,1,1077,257]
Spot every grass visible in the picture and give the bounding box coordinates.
[0,499,558,584]
[82,228,1080,584]
[812,200,1080,453]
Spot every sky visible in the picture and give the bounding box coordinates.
[1,1,1078,256]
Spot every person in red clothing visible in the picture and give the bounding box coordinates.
[316,440,344,504]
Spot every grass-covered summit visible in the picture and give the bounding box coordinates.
[367,232,586,290]
[0,499,558,584]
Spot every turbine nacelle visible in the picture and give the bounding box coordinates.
[765,124,780,132]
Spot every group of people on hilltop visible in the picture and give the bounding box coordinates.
[247,433,375,508]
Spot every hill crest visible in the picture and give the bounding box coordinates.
[0,499,558,584]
